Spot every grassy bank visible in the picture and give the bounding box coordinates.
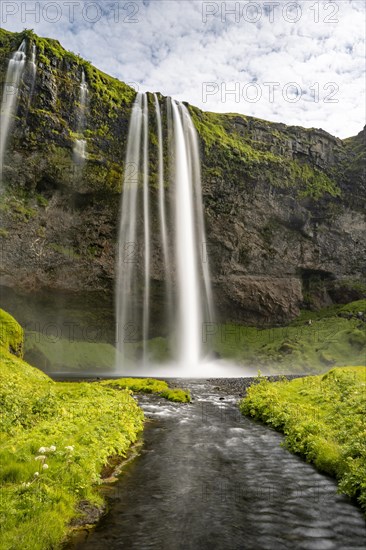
[102,378,191,403]
[212,300,366,373]
[240,366,366,513]
[0,309,188,549]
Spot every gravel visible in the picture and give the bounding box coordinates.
[206,374,309,397]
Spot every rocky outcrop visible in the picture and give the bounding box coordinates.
[0,29,365,325]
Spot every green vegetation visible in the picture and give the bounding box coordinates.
[25,331,118,373]
[211,300,366,373]
[25,300,365,377]
[240,366,366,513]
[189,106,340,199]
[24,332,172,373]
[0,194,37,222]
[0,308,24,357]
[101,378,191,403]
[0,310,145,549]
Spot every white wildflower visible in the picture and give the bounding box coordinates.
[65,445,74,452]
[42,464,49,470]
[38,447,47,453]
[35,455,46,461]
[49,445,56,452]
[34,472,39,477]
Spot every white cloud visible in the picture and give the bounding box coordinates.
[2,0,365,137]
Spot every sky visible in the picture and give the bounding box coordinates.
[1,0,365,138]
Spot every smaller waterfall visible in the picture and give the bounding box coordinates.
[29,44,37,92]
[74,139,86,160]
[73,68,88,162]
[24,43,37,106]
[31,44,36,64]
[0,40,27,184]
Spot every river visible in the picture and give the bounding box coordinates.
[72,380,366,550]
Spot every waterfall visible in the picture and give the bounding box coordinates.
[29,44,37,95]
[116,92,214,373]
[74,68,88,162]
[0,40,26,184]
[116,93,143,363]
[180,103,215,324]
[142,93,150,361]
[170,99,201,365]
[153,93,173,322]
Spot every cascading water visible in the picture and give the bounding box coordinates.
[29,44,37,95]
[116,93,143,365]
[142,94,150,361]
[115,92,215,375]
[153,93,173,320]
[170,99,202,366]
[73,68,88,162]
[0,40,27,185]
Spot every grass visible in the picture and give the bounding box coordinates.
[25,331,118,372]
[240,366,366,513]
[210,300,366,373]
[0,365,144,549]
[101,378,191,403]
[0,308,191,549]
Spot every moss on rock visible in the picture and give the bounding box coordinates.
[0,308,24,357]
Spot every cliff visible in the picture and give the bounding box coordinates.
[0,29,365,325]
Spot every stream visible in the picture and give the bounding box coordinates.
[72,380,366,550]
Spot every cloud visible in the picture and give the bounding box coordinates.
[2,0,365,137]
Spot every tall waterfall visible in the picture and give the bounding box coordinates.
[154,93,172,319]
[73,68,88,162]
[116,92,214,374]
[0,40,27,184]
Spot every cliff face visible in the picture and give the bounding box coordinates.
[1,29,365,325]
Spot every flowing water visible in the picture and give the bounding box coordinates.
[116,93,143,365]
[115,93,214,374]
[74,68,88,162]
[153,93,172,317]
[0,40,26,184]
[72,381,366,550]
[29,43,37,95]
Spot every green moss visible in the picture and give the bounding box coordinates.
[160,388,191,403]
[102,378,191,403]
[0,195,37,222]
[36,194,48,207]
[339,300,366,315]
[240,366,366,513]
[0,308,24,357]
[49,243,81,259]
[189,106,340,199]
